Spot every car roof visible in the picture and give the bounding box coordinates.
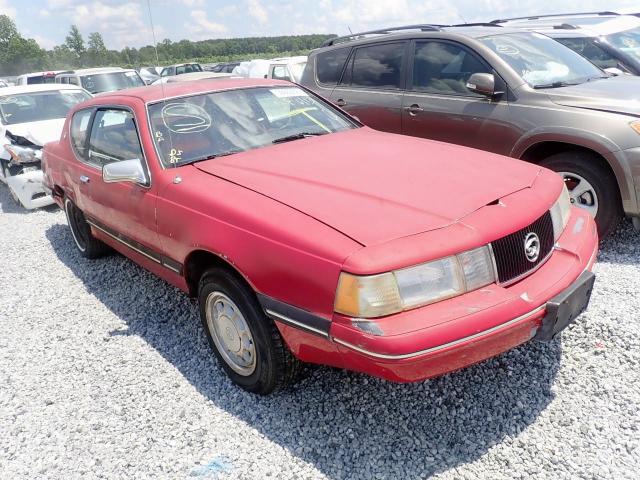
[165,62,201,68]
[64,67,133,75]
[495,13,640,36]
[0,84,87,95]
[89,78,291,104]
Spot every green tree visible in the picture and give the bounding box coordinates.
[65,25,85,66]
[87,32,107,66]
[0,15,47,75]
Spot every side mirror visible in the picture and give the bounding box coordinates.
[102,158,148,186]
[604,67,625,77]
[466,73,501,97]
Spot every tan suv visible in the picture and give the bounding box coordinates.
[301,24,640,237]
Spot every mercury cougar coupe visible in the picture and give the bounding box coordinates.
[42,79,598,394]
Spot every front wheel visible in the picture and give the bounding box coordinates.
[64,198,110,258]
[198,268,302,394]
[541,152,622,238]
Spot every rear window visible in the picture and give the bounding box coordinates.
[316,48,350,85]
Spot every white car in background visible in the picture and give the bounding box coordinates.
[55,67,145,94]
[15,71,71,86]
[0,84,91,209]
[232,56,307,83]
[150,72,234,85]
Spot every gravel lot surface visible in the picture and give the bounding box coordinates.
[0,184,639,480]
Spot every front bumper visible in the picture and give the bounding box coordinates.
[329,207,598,382]
[5,169,54,209]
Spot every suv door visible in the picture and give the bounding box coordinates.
[329,41,407,133]
[74,107,160,254]
[402,40,516,155]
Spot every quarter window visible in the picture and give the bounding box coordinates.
[70,109,93,158]
[316,47,350,85]
[350,43,405,89]
[412,41,491,96]
[88,109,143,167]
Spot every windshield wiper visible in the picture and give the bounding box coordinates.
[182,149,242,166]
[533,81,581,89]
[272,132,327,144]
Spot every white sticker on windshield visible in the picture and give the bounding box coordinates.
[161,102,212,134]
[270,88,307,98]
[497,44,519,55]
[125,71,137,77]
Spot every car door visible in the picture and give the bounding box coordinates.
[74,107,161,254]
[402,39,516,155]
[328,41,407,133]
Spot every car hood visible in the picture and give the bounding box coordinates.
[546,76,640,116]
[195,129,542,246]
[3,118,66,147]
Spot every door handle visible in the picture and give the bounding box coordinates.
[335,98,346,107]
[79,175,90,184]
[405,104,424,116]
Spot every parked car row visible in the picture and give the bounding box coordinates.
[4,12,639,395]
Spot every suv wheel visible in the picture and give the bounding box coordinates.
[64,198,110,258]
[198,267,302,394]
[541,152,622,238]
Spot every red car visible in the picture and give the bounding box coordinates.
[42,79,598,394]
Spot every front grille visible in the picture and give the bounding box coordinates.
[491,211,554,285]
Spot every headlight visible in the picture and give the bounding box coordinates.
[630,120,640,135]
[549,184,571,241]
[334,246,496,318]
[3,144,40,164]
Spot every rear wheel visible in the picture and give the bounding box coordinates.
[198,267,302,394]
[540,152,622,238]
[64,198,110,258]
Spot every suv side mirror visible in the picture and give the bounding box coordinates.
[103,158,148,186]
[466,73,501,97]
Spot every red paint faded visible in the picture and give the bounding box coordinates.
[42,80,598,384]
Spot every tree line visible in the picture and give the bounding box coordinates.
[0,15,335,76]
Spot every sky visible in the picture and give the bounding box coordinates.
[1,0,639,50]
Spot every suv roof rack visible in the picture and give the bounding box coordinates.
[492,11,620,24]
[449,22,503,28]
[320,24,444,47]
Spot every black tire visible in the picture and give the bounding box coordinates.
[198,267,302,395]
[64,197,110,259]
[540,152,622,238]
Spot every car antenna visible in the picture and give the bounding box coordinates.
[146,0,177,171]
[458,13,469,24]
[348,26,353,34]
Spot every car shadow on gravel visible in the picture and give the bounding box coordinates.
[46,223,563,480]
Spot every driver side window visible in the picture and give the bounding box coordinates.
[88,109,144,167]
[412,41,492,96]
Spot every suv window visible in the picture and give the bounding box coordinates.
[70,109,93,158]
[88,109,143,167]
[555,38,622,70]
[348,42,405,89]
[412,41,491,96]
[316,47,350,85]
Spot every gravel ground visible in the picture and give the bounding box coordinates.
[0,184,639,480]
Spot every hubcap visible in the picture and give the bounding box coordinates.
[558,172,598,218]
[205,292,256,376]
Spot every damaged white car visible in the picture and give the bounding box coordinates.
[0,85,90,209]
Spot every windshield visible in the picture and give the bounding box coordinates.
[0,90,90,125]
[479,32,605,88]
[80,71,144,94]
[148,86,356,167]
[606,27,640,62]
